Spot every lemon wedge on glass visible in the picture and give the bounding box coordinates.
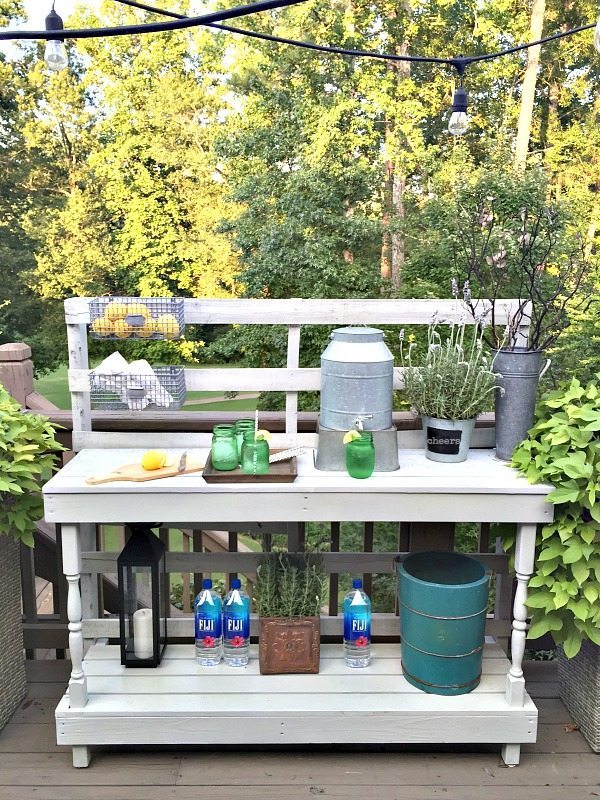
[342,429,362,445]
[255,429,273,443]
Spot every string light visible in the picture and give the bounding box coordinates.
[44,4,68,72]
[0,0,597,133]
[448,85,468,136]
[107,1,599,136]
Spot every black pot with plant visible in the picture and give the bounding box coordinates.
[400,318,497,462]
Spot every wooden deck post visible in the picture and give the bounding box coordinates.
[0,343,34,406]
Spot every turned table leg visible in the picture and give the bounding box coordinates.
[61,523,90,767]
[502,522,537,766]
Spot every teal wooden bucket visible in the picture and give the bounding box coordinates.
[397,551,490,696]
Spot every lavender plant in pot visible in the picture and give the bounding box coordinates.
[400,319,497,463]
[453,176,592,461]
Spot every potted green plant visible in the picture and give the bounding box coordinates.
[400,319,497,462]
[0,384,63,730]
[253,551,324,675]
[508,375,600,752]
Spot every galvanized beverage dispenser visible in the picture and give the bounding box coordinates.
[316,327,399,471]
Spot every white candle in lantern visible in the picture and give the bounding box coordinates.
[133,608,154,659]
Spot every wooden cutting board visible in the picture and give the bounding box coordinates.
[86,459,205,485]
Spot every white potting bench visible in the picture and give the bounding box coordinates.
[42,297,552,768]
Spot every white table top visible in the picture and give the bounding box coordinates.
[42,448,554,525]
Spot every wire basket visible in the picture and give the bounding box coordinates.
[90,367,186,411]
[89,297,185,340]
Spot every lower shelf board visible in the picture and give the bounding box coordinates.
[55,642,538,746]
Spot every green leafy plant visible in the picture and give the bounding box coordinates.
[253,552,324,618]
[508,375,600,658]
[400,320,497,420]
[0,385,63,546]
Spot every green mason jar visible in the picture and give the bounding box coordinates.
[235,419,256,462]
[345,431,375,479]
[240,430,270,475]
[211,425,238,471]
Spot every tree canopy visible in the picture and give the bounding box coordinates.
[0,0,597,378]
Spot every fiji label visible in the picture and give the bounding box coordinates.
[195,612,222,640]
[224,613,250,641]
[426,425,462,455]
[344,613,371,644]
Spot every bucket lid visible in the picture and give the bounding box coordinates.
[330,327,385,343]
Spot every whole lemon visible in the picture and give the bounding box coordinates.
[141,450,168,470]
[113,319,132,339]
[105,301,129,321]
[126,302,151,318]
[154,313,180,340]
[91,316,114,336]
[136,321,156,338]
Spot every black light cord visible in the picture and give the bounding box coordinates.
[0,0,308,41]
[0,0,595,75]
[111,0,596,75]
[113,0,455,66]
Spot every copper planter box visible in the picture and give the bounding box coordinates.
[259,616,320,674]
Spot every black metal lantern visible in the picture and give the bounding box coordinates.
[117,525,168,667]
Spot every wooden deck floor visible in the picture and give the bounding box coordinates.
[0,659,596,800]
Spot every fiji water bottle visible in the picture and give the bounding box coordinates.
[194,578,223,666]
[223,578,250,666]
[343,578,371,668]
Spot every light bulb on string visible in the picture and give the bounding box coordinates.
[594,16,600,53]
[448,85,468,136]
[44,4,68,72]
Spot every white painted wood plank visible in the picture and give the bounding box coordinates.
[56,710,537,746]
[70,432,317,451]
[69,366,423,393]
[83,672,511,696]
[286,324,301,434]
[82,657,510,679]
[69,367,324,393]
[69,428,496,452]
[43,448,551,497]
[81,615,508,640]
[44,493,552,525]
[55,690,538,718]
[64,297,530,326]
[80,641,506,660]
[66,324,91,437]
[81,642,508,661]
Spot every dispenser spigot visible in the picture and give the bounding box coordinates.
[354,415,373,432]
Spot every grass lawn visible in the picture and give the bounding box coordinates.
[184,397,259,412]
[35,364,259,412]
[34,363,73,409]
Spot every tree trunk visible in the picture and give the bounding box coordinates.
[380,1,411,291]
[513,0,546,172]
